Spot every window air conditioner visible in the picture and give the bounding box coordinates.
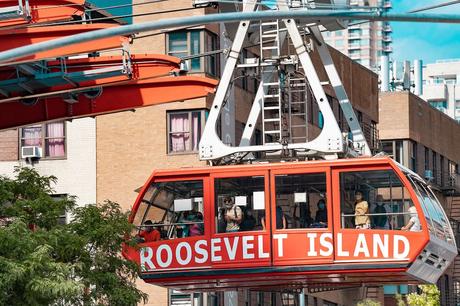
[424,170,433,181]
[21,146,42,159]
[192,0,217,8]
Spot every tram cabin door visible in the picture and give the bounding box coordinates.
[270,166,334,266]
[211,170,272,268]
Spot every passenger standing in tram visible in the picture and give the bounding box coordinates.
[372,195,389,229]
[402,205,421,232]
[354,191,370,229]
[261,206,286,230]
[138,220,161,242]
[223,196,243,232]
[314,199,327,227]
[189,212,204,236]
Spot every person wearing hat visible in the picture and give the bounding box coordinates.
[223,196,242,232]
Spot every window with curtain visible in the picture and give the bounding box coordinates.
[168,110,206,153]
[21,122,65,158]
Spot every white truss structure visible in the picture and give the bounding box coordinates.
[199,0,371,163]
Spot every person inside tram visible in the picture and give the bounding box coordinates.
[372,195,389,229]
[312,199,327,228]
[189,212,204,236]
[223,196,243,232]
[354,191,370,229]
[138,220,161,242]
[261,206,286,230]
[401,205,421,232]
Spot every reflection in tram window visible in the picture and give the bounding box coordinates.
[339,170,418,231]
[214,176,265,233]
[406,175,454,244]
[132,180,204,240]
[274,173,327,229]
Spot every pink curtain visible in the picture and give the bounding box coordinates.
[46,123,65,157]
[23,126,42,146]
[170,113,190,152]
[192,112,201,151]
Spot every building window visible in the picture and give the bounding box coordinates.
[167,30,218,76]
[395,140,403,163]
[410,141,417,172]
[425,147,430,171]
[167,110,206,153]
[20,122,66,159]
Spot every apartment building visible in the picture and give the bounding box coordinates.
[379,91,460,306]
[0,119,97,212]
[421,59,460,122]
[323,0,392,70]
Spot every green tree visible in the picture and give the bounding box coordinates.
[357,299,381,306]
[0,167,147,305]
[406,285,440,306]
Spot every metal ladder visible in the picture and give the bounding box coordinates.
[260,20,283,145]
[287,74,309,143]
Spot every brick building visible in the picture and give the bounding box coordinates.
[379,91,460,305]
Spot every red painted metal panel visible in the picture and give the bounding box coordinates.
[0,75,217,130]
[0,0,85,27]
[0,24,127,61]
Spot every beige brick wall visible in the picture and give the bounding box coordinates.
[0,129,18,161]
[379,91,460,162]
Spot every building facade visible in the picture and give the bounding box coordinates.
[323,0,392,71]
[421,59,460,122]
[379,91,460,306]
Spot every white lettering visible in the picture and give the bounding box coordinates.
[223,237,239,260]
[319,233,333,256]
[273,233,287,257]
[176,242,192,266]
[307,233,318,256]
[211,238,222,261]
[242,236,255,259]
[393,235,410,259]
[373,234,389,258]
[337,233,349,256]
[258,235,269,258]
[194,240,208,264]
[140,247,155,271]
[353,233,370,257]
[156,245,173,268]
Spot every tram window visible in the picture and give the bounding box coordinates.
[133,180,204,241]
[274,173,327,229]
[214,176,265,233]
[339,170,418,231]
[407,176,454,244]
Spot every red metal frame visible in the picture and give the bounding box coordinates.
[0,24,128,61]
[0,0,85,27]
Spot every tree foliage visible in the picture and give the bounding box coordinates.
[357,299,381,306]
[406,285,440,306]
[0,167,147,305]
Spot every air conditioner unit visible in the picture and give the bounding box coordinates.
[21,146,41,159]
[425,169,433,181]
[192,0,217,8]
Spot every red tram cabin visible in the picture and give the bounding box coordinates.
[123,157,457,291]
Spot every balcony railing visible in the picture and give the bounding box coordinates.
[425,170,460,195]
[361,122,380,153]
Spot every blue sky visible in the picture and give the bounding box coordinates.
[391,0,460,63]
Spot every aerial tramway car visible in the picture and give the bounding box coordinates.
[123,157,457,291]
